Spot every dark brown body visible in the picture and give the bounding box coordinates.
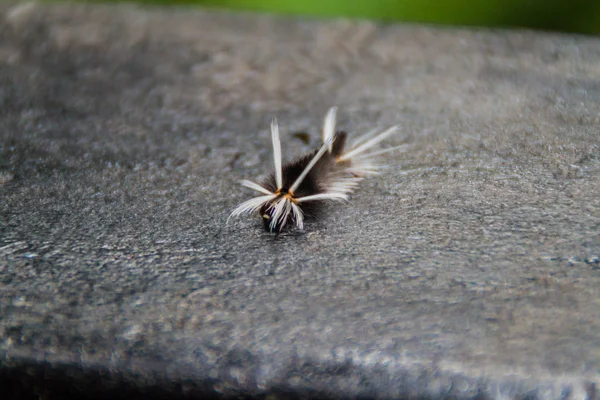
[259,132,348,232]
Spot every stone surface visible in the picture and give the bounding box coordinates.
[1,3,599,399]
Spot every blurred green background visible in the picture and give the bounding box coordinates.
[105,0,599,34]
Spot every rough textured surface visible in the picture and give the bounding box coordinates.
[1,3,599,399]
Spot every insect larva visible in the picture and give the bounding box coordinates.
[228,107,403,233]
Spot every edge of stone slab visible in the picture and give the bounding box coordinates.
[1,348,598,400]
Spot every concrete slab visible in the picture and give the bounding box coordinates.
[1,3,599,399]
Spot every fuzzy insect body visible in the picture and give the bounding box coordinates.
[229,107,402,233]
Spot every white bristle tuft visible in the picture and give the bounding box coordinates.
[322,106,337,153]
[290,202,304,230]
[228,194,277,223]
[296,192,348,203]
[240,180,273,195]
[271,118,283,189]
[338,125,400,162]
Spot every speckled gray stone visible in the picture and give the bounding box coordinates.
[1,3,599,399]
